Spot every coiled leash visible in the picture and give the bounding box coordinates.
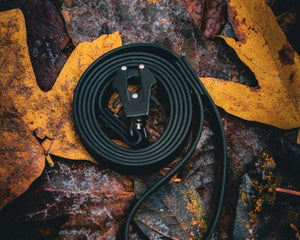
[73,44,227,239]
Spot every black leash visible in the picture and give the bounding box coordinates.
[73,43,227,239]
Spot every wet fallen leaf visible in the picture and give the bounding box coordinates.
[201,0,300,129]
[60,0,195,48]
[59,0,258,89]
[182,0,204,29]
[134,175,208,239]
[39,31,121,161]
[0,9,46,211]
[0,8,122,208]
[0,0,71,92]
[0,9,121,160]
[1,2,299,239]
[131,108,273,238]
[61,0,226,46]
[232,154,300,239]
[181,118,217,213]
[201,0,227,38]
[0,83,45,211]
[0,160,135,239]
[271,134,300,174]
[221,111,271,187]
[182,110,272,238]
[233,153,276,239]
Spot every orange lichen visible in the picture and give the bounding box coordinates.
[144,0,158,4]
[184,183,208,237]
[240,152,276,236]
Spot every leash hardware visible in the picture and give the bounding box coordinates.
[112,64,158,143]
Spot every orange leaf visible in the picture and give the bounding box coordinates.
[201,0,300,129]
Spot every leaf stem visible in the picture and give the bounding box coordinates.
[276,187,300,196]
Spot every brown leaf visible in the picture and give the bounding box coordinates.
[0,160,135,239]
[181,0,228,38]
[59,0,257,87]
[271,134,300,173]
[215,111,272,237]
[231,153,300,240]
[233,168,276,240]
[0,0,71,92]
[181,119,217,212]
[61,0,193,48]
[202,0,227,38]
[183,110,273,238]
[222,111,271,185]
[134,175,208,239]
[182,0,204,28]
[24,0,70,92]
[131,107,272,238]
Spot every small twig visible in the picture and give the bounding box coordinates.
[276,7,296,19]
[290,224,300,240]
[276,187,300,197]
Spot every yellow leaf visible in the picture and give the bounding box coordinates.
[0,9,45,210]
[41,31,122,161]
[0,12,47,210]
[0,9,122,209]
[201,0,300,129]
[0,9,122,163]
[0,85,45,210]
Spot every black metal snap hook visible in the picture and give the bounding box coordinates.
[112,63,159,146]
[112,63,157,118]
[73,43,227,239]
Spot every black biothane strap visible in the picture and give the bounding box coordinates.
[73,44,227,239]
